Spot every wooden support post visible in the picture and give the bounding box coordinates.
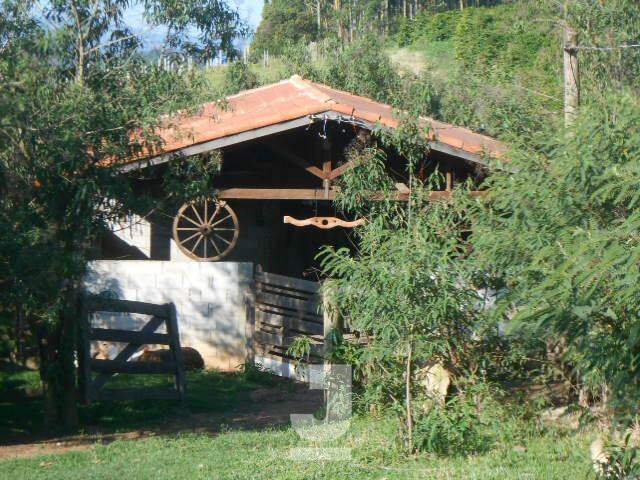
[322,284,342,360]
[166,303,186,402]
[78,294,91,405]
[563,18,580,127]
[244,282,256,368]
[445,171,453,192]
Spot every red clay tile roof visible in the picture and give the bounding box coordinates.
[141,75,507,163]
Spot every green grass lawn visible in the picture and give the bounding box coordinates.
[0,367,594,479]
[0,415,593,480]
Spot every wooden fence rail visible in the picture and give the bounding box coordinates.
[78,295,186,403]
[249,267,326,365]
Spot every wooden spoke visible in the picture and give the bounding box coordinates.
[182,231,201,245]
[190,234,204,253]
[208,203,221,224]
[211,214,232,228]
[190,203,204,224]
[214,233,232,246]
[172,198,239,262]
[179,213,201,228]
[209,237,221,255]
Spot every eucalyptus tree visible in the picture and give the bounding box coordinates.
[0,0,243,428]
[470,94,640,422]
[318,126,491,452]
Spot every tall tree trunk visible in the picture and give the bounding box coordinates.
[36,286,80,430]
[334,0,343,41]
[405,341,414,453]
[70,0,86,86]
[563,2,580,127]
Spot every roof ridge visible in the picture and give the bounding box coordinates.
[301,78,387,107]
[288,75,336,105]
[224,76,295,101]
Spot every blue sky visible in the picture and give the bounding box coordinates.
[238,0,265,29]
[130,0,264,49]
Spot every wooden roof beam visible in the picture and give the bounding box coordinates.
[215,188,486,201]
[266,144,324,179]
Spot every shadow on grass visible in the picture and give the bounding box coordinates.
[0,366,300,446]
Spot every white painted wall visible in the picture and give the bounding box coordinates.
[108,215,152,258]
[85,260,253,370]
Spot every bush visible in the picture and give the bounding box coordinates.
[470,93,640,423]
[413,396,485,456]
[223,61,259,95]
[395,11,461,47]
[251,0,318,57]
[321,36,401,104]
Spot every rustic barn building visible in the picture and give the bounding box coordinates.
[85,75,506,374]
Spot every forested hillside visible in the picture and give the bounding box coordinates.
[252,0,505,54]
[244,0,639,142]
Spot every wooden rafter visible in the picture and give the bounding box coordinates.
[215,188,486,201]
[218,188,339,200]
[266,143,361,182]
[327,160,357,180]
[267,144,324,179]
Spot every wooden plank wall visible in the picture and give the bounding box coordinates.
[252,268,324,364]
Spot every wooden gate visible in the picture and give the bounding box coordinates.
[247,267,325,365]
[79,295,186,403]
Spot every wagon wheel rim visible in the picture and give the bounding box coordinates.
[172,198,239,261]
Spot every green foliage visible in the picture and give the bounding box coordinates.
[251,0,318,57]
[223,60,259,94]
[321,36,401,104]
[277,35,401,105]
[319,131,506,451]
[0,0,240,427]
[597,436,640,479]
[413,394,484,456]
[454,7,505,69]
[565,0,640,96]
[396,10,461,47]
[286,335,314,372]
[470,93,640,422]
[280,41,323,80]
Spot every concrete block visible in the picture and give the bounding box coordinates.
[136,288,167,304]
[157,274,183,289]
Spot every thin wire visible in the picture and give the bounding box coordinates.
[575,44,640,51]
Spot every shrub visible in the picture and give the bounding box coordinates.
[413,395,485,456]
[320,36,401,104]
[223,61,259,94]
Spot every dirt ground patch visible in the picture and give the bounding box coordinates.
[0,382,322,461]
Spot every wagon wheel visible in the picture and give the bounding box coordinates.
[172,198,239,261]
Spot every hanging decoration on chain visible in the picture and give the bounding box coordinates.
[283,216,365,229]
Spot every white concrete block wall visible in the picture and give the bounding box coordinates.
[85,260,253,370]
[108,215,151,258]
